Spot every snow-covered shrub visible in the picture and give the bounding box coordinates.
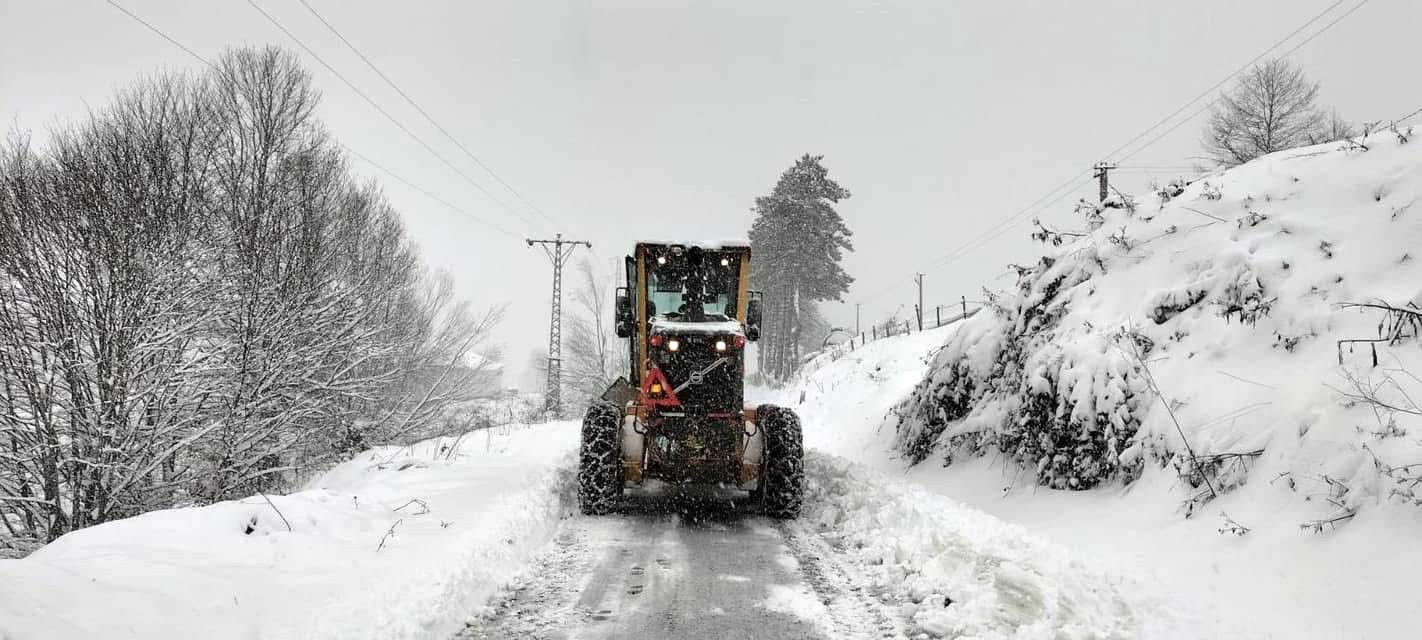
[1006,337,1146,489]
[1103,192,1136,216]
[896,256,1147,489]
[1154,178,1188,206]
[1075,198,1105,230]
[1200,181,1222,200]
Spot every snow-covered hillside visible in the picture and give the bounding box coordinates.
[0,424,580,640]
[894,128,1422,522]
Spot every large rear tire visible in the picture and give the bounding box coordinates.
[758,404,804,519]
[578,401,623,515]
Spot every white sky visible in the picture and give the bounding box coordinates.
[3,0,1414,385]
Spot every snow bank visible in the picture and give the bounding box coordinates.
[0,423,580,640]
[895,128,1422,515]
[795,452,1187,639]
[750,326,953,463]
[760,274,1422,637]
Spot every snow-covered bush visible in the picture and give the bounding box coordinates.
[1153,178,1190,206]
[897,256,1148,489]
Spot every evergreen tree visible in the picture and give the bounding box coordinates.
[796,302,832,358]
[748,155,854,380]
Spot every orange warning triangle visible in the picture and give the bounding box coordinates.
[639,365,681,407]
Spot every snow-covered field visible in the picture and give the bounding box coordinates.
[0,423,580,640]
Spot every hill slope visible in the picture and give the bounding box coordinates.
[895,128,1422,520]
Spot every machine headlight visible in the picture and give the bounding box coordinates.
[714,339,728,352]
[667,338,680,352]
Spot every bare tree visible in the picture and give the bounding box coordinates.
[1204,59,1327,165]
[564,259,629,409]
[1311,108,1357,145]
[0,45,504,547]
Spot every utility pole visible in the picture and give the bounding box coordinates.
[855,303,861,336]
[1093,162,1118,203]
[913,273,925,331]
[526,233,591,419]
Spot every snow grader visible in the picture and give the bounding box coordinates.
[578,241,804,518]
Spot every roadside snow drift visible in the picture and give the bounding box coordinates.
[795,452,1182,639]
[0,423,579,640]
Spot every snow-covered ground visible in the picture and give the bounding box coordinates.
[758,322,1422,639]
[3,361,1195,639]
[19,154,1422,640]
[794,451,1191,638]
[0,423,580,640]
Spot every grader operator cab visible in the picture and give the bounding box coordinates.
[578,241,804,518]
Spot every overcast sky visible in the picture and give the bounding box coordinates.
[3,0,1413,386]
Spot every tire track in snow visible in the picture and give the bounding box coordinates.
[777,519,903,638]
[460,487,900,639]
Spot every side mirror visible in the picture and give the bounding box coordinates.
[614,289,634,338]
[745,298,763,342]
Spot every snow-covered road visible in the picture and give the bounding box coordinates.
[460,451,1187,640]
[462,487,895,639]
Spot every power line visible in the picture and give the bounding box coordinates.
[1103,0,1349,163]
[104,0,522,241]
[1117,0,1372,164]
[339,144,521,239]
[105,0,212,66]
[243,0,547,235]
[295,0,562,230]
[857,171,1093,309]
[909,0,1371,284]
[1392,105,1422,126]
[915,169,1093,275]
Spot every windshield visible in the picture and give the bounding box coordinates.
[645,250,740,321]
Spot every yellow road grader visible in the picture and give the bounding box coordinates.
[579,241,804,518]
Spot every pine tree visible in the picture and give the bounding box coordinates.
[748,155,854,380]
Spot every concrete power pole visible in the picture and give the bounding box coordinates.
[913,273,925,331]
[1093,162,1118,203]
[527,233,591,418]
